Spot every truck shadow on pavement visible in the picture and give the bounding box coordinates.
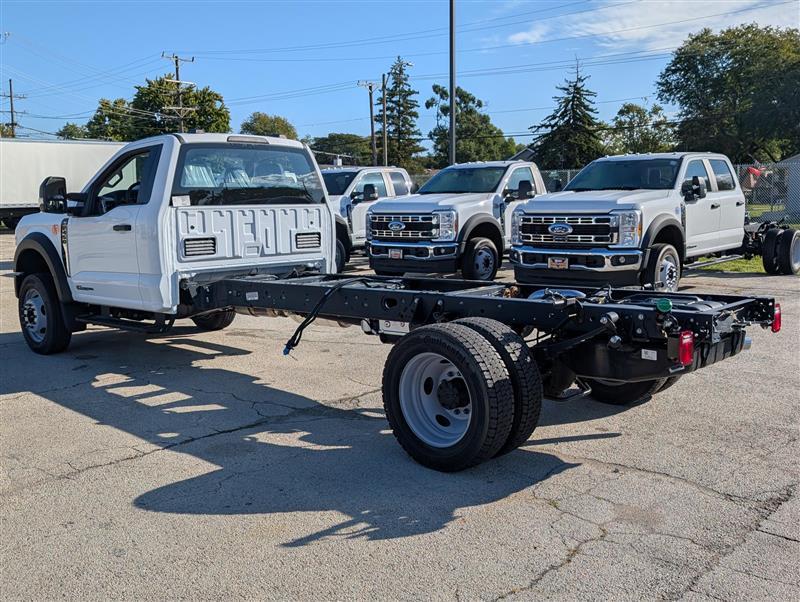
[0,327,632,546]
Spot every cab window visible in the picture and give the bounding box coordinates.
[709,159,736,191]
[90,147,159,215]
[389,171,409,195]
[506,167,535,196]
[683,160,710,190]
[353,172,387,198]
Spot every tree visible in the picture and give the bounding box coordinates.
[375,57,425,170]
[240,112,297,139]
[56,122,89,140]
[425,84,519,167]
[308,132,372,165]
[526,63,605,169]
[85,98,134,141]
[658,25,800,162]
[0,123,14,138]
[604,103,675,155]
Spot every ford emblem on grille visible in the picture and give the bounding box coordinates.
[548,223,573,235]
[388,221,406,231]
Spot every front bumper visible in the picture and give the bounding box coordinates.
[367,240,459,273]
[510,245,643,286]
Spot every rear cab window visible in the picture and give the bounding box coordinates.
[389,171,409,195]
[172,143,325,206]
[708,159,736,191]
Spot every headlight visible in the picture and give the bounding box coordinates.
[511,211,523,246]
[611,210,642,248]
[366,210,373,241]
[433,210,457,242]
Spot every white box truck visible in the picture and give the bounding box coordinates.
[0,138,125,229]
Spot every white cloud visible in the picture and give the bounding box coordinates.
[508,23,551,45]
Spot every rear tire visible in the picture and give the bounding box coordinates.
[18,272,72,354]
[776,228,800,275]
[335,238,347,273]
[191,310,236,331]
[382,323,514,471]
[643,243,681,291]
[585,378,666,405]
[762,228,781,274]
[462,237,499,281]
[455,318,542,456]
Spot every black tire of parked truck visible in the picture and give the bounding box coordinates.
[776,228,800,275]
[461,237,500,281]
[642,243,681,292]
[3,217,21,231]
[584,378,666,405]
[335,238,347,273]
[191,310,236,331]
[761,228,782,275]
[18,272,72,355]
[382,322,514,471]
[454,318,542,457]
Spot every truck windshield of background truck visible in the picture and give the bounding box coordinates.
[322,171,358,196]
[418,166,506,194]
[564,159,680,192]
[172,144,325,205]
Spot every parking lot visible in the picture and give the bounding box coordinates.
[0,231,797,600]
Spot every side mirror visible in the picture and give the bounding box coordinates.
[65,192,87,215]
[692,175,707,199]
[517,180,534,199]
[39,177,67,213]
[363,183,379,202]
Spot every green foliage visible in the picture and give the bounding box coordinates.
[527,63,605,169]
[0,123,14,137]
[56,122,89,140]
[604,103,675,154]
[658,25,800,162]
[309,132,372,165]
[240,112,298,139]
[86,98,133,141]
[375,57,424,170]
[425,84,519,168]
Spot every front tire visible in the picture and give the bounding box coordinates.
[762,228,781,274]
[643,243,681,291]
[18,272,72,354]
[462,237,499,281]
[776,228,800,275]
[335,238,347,273]
[191,310,236,331]
[585,378,666,405]
[383,323,514,471]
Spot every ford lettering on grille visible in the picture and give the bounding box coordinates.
[388,221,406,231]
[548,223,573,235]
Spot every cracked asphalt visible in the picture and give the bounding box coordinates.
[1,233,798,600]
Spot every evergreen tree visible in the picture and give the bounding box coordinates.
[426,84,519,167]
[527,63,605,169]
[375,57,424,170]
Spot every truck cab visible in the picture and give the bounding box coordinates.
[14,133,336,353]
[366,161,546,281]
[510,153,747,291]
[321,166,413,270]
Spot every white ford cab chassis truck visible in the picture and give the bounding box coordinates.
[14,136,781,472]
[366,161,547,281]
[510,153,799,290]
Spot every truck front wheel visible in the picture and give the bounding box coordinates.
[18,273,72,354]
[191,310,236,331]
[776,228,800,275]
[382,323,514,471]
[643,243,681,292]
[585,378,666,405]
[462,237,499,281]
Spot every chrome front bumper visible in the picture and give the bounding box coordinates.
[509,245,643,272]
[368,240,459,260]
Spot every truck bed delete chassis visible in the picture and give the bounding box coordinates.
[191,274,777,385]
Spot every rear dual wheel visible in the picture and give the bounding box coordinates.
[762,228,800,276]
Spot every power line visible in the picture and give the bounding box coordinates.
[161,52,196,133]
[1,79,26,136]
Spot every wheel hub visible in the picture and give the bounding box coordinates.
[437,378,470,410]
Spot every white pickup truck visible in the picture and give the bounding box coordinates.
[510,152,800,290]
[366,161,547,280]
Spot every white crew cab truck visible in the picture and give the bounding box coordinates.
[321,166,413,271]
[366,161,546,281]
[13,133,335,354]
[510,153,759,291]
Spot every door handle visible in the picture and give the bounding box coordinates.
[710,203,720,209]
[736,201,745,206]
[113,224,132,231]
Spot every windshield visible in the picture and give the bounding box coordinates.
[418,166,506,194]
[565,159,680,192]
[173,144,325,205]
[322,171,358,196]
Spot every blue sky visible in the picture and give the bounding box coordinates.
[1,0,796,147]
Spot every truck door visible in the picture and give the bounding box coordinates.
[349,172,390,245]
[681,159,720,257]
[707,159,745,250]
[67,145,161,308]
[500,167,536,242]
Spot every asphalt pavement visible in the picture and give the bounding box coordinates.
[1,233,798,600]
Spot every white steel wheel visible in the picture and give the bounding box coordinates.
[399,352,472,448]
[658,250,680,292]
[472,247,496,281]
[21,288,48,344]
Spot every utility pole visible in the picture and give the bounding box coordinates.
[1,79,26,137]
[161,52,196,133]
[449,0,457,165]
[381,74,388,166]
[357,80,379,166]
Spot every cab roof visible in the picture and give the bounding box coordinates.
[597,152,730,162]
[446,160,534,169]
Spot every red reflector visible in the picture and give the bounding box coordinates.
[678,330,695,366]
[772,303,781,333]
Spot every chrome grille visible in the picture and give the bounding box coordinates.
[183,237,216,257]
[520,215,617,246]
[370,214,437,240]
[295,232,322,249]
